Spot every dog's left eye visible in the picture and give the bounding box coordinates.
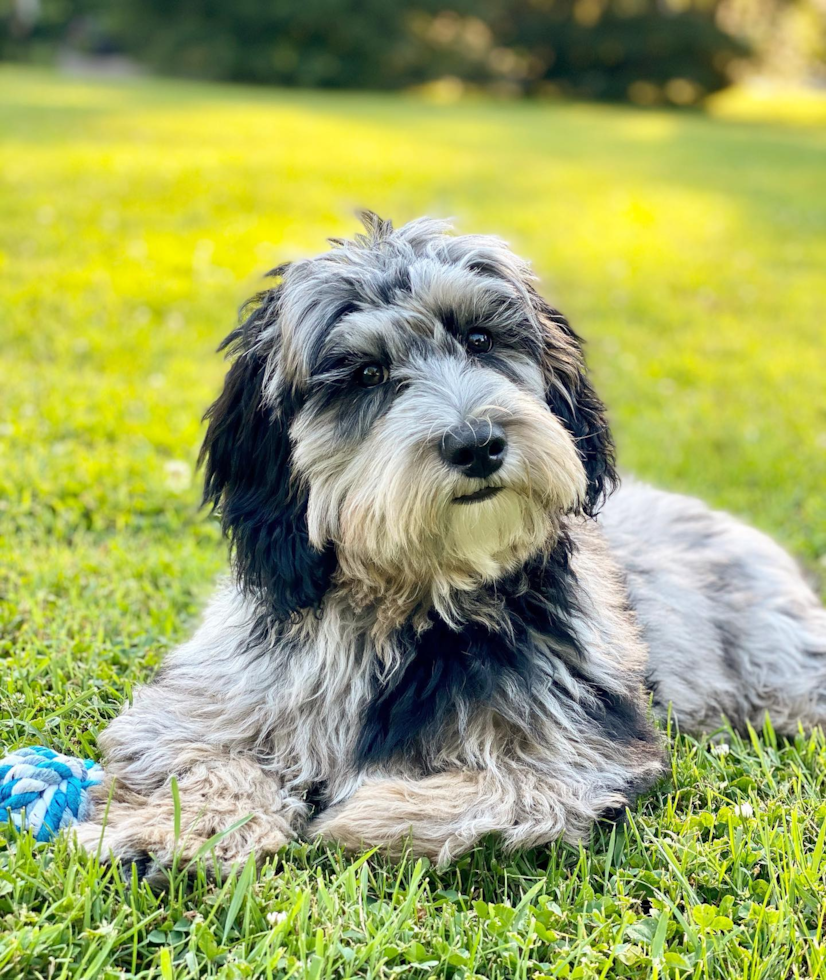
[466,329,493,354]
[356,363,388,388]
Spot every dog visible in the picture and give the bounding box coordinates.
[76,213,826,875]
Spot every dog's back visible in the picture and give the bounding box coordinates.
[600,480,826,733]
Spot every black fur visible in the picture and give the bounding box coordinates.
[547,365,618,516]
[531,292,619,515]
[199,292,335,621]
[355,534,656,767]
[581,685,655,746]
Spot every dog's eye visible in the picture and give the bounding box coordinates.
[466,329,493,354]
[356,363,388,388]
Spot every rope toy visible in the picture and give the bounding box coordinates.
[0,746,103,842]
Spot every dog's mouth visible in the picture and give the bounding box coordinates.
[452,486,503,505]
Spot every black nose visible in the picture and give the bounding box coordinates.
[440,422,507,479]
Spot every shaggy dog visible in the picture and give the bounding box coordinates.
[77,214,826,874]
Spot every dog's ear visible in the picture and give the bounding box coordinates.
[199,291,335,620]
[530,289,618,515]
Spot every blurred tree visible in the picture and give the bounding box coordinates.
[102,0,451,88]
[717,0,825,79]
[1,0,110,61]
[3,0,821,101]
[479,0,750,103]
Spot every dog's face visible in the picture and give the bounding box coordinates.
[201,215,616,621]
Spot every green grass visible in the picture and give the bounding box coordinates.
[1,65,825,978]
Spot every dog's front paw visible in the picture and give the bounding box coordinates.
[72,811,169,883]
[310,773,491,863]
[72,769,296,880]
[75,802,293,882]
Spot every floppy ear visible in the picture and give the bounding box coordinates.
[531,290,618,515]
[199,292,336,621]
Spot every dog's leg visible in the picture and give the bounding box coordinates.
[74,755,304,880]
[74,590,312,877]
[309,769,629,864]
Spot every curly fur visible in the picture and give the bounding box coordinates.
[76,214,826,878]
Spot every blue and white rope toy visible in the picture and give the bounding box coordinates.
[0,746,104,842]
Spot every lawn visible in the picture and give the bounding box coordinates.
[1,65,825,978]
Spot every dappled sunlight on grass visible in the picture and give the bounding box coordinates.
[709,80,826,127]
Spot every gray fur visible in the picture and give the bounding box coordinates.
[73,215,826,875]
[602,480,826,734]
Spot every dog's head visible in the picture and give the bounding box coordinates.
[200,214,616,621]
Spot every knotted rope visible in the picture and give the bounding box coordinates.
[0,746,104,842]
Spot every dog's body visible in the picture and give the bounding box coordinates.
[604,482,826,735]
[77,216,826,873]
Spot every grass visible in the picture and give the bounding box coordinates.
[1,65,825,979]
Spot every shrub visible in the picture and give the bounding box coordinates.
[487,2,749,103]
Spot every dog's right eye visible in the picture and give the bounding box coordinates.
[356,363,388,388]
[466,329,493,354]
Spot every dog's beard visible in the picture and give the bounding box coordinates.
[295,384,587,627]
[444,488,541,578]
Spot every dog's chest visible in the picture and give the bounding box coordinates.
[350,567,588,768]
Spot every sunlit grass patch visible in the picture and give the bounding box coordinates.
[709,80,826,127]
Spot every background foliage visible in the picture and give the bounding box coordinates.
[2,0,824,103]
[1,65,825,977]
